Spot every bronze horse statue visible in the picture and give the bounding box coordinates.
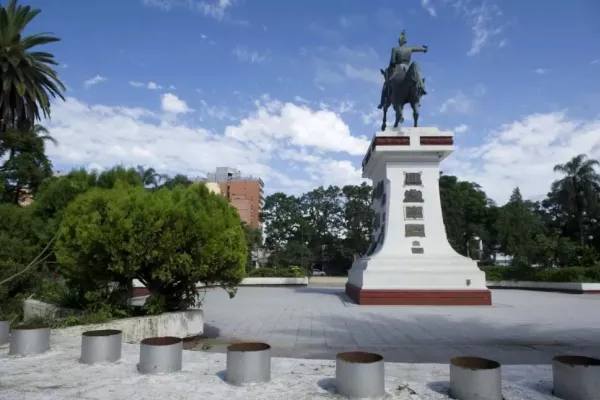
[378,30,429,130]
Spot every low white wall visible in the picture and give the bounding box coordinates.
[487,281,600,293]
[238,277,308,286]
[55,309,204,342]
[132,277,308,288]
[309,276,348,286]
[23,299,82,321]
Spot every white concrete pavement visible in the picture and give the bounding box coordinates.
[197,287,600,364]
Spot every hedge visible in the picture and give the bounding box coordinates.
[246,267,305,278]
[483,266,600,283]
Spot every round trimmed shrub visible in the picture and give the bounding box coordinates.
[55,183,247,313]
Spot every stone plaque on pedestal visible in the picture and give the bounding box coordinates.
[405,206,423,220]
[403,189,424,203]
[405,224,425,237]
[404,172,422,186]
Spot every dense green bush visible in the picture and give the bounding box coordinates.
[55,182,247,313]
[246,266,305,278]
[483,266,600,283]
[0,203,46,320]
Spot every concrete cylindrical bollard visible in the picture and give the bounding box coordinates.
[335,351,385,398]
[80,329,122,364]
[9,324,51,356]
[138,336,183,374]
[226,342,271,385]
[553,355,600,400]
[0,320,9,345]
[450,356,502,400]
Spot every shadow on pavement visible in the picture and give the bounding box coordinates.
[293,287,352,305]
[267,312,600,365]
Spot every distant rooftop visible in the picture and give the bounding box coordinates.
[205,167,264,186]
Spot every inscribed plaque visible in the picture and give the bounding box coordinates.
[403,189,424,203]
[411,247,424,254]
[404,172,422,186]
[405,205,423,220]
[405,224,425,237]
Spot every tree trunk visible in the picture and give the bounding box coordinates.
[579,215,585,246]
[13,184,21,205]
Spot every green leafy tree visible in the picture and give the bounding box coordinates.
[0,125,55,203]
[300,185,344,268]
[242,222,262,271]
[95,165,142,188]
[439,175,490,256]
[261,192,303,251]
[0,0,65,130]
[55,183,247,313]
[550,154,600,245]
[160,173,192,190]
[136,165,167,188]
[0,203,45,319]
[495,188,544,267]
[335,183,373,271]
[28,167,144,273]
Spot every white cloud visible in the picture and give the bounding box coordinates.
[141,0,173,10]
[224,95,369,155]
[534,68,548,74]
[338,15,365,28]
[161,93,193,114]
[312,46,382,87]
[43,95,368,193]
[294,96,310,104]
[441,0,506,56]
[196,0,233,20]
[439,92,473,114]
[591,59,599,65]
[232,46,271,64]
[141,0,234,21]
[341,64,381,86]
[421,0,437,17]
[129,81,163,90]
[83,75,107,89]
[446,112,600,205]
[361,109,380,127]
[42,96,600,206]
[473,84,486,97]
[454,124,469,133]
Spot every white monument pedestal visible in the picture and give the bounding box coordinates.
[346,127,491,306]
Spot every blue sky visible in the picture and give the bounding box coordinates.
[23,0,600,204]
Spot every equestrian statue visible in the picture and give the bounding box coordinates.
[378,30,428,130]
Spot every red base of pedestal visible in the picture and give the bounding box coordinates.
[345,283,492,306]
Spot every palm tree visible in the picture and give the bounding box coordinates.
[551,154,600,245]
[0,0,66,131]
[0,123,55,159]
[136,165,167,188]
[0,124,56,203]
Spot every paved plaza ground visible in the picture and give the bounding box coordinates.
[194,286,600,365]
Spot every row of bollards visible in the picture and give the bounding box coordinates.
[2,323,600,399]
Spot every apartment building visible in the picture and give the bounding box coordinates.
[206,167,264,228]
